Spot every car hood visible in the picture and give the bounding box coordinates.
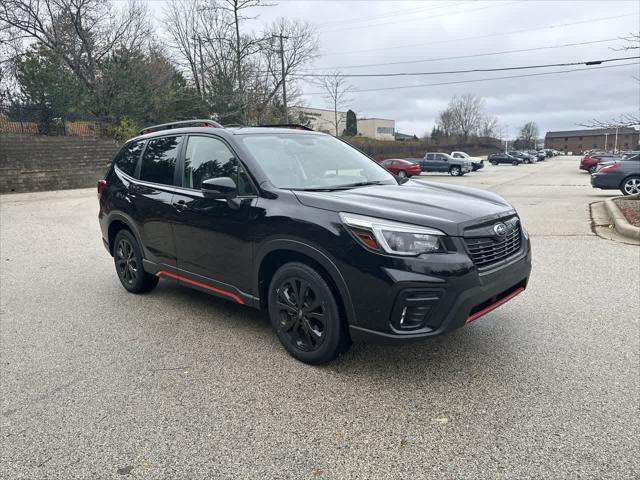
[292,180,514,236]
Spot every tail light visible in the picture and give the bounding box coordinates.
[599,163,620,173]
[97,179,107,195]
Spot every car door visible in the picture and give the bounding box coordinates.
[382,160,396,174]
[435,153,448,171]
[422,153,435,171]
[171,134,260,295]
[132,135,182,267]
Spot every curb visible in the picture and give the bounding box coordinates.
[604,195,640,240]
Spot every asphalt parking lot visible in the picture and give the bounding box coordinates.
[1,156,638,479]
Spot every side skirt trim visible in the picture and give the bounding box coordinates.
[156,270,245,305]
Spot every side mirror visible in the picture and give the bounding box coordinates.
[201,177,237,199]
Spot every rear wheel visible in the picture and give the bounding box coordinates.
[621,176,640,195]
[588,165,598,174]
[113,230,158,293]
[491,160,498,165]
[450,166,462,176]
[268,262,349,364]
[512,160,519,166]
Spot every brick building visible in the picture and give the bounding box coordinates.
[545,128,639,153]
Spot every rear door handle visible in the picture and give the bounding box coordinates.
[173,200,187,212]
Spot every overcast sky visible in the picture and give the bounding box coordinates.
[148,0,640,137]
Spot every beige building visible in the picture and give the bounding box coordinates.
[357,118,395,141]
[290,106,396,140]
[289,106,346,135]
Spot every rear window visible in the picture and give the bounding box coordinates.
[115,141,144,177]
[139,136,182,185]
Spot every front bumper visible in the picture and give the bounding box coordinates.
[347,236,532,344]
[590,173,617,189]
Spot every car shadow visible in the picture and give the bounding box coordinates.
[146,281,519,384]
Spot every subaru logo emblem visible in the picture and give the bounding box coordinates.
[493,223,508,237]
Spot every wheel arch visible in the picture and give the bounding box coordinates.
[255,240,357,326]
[107,213,143,256]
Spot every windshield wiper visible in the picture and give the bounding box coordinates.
[291,181,387,192]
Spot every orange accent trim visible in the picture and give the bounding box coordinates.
[156,270,244,304]
[465,287,525,325]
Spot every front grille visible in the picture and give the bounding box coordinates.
[464,225,522,268]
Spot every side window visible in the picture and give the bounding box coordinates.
[139,136,182,185]
[183,136,254,195]
[426,154,434,161]
[115,141,144,177]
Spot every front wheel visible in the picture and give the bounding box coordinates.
[491,160,498,165]
[397,170,407,178]
[113,230,158,293]
[512,160,519,166]
[588,165,598,174]
[621,176,640,195]
[268,262,350,364]
[450,166,462,176]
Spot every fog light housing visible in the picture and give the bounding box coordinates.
[390,289,442,333]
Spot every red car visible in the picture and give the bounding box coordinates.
[380,159,422,178]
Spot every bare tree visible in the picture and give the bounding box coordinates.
[163,0,206,98]
[518,121,539,149]
[448,94,485,142]
[317,71,352,135]
[480,114,499,138]
[578,114,640,129]
[610,32,640,51]
[216,0,272,120]
[437,108,455,137]
[255,18,319,122]
[0,0,151,91]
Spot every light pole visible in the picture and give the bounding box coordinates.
[614,127,619,153]
[604,133,608,151]
[273,34,289,123]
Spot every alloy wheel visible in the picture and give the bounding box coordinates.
[451,167,461,176]
[275,278,326,352]
[397,170,407,178]
[623,177,640,195]
[116,238,138,285]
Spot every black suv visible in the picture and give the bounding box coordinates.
[488,152,522,166]
[98,120,532,364]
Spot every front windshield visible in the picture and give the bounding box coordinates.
[239,133,396,190]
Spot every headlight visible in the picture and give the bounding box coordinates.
[339,213,446,255]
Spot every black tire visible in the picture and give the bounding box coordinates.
[588,165,598,174]
[268,262,349,364]
[512,160,519,166]
[491,160,498,165]
[620,175,640,195]
[113,230,159,293]
[472,164,479,171]
[397,170,407,178]
[449,166,462,176]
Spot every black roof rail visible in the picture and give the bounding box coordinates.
[139,119,223,135]
[257,123,314,131]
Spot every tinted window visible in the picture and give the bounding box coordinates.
[139,136,181,185]
[184,136,254,195]
[426,154,434,160]
[115,141,144,177]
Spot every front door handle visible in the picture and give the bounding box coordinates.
[173,200,188,212]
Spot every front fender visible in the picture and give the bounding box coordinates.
[254,238,358,327]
